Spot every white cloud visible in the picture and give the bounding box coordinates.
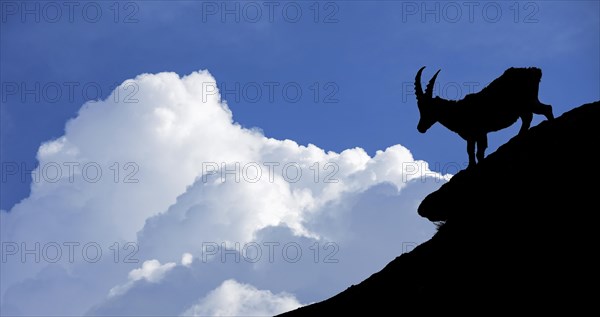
[108,259,176,298]
[181,279,302,317]
[0,70,448,316]
[181,253,193,267]
[128,260,176,283]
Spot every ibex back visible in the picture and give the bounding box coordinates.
[414,66,553,167]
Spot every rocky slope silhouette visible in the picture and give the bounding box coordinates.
[280,101,599,315]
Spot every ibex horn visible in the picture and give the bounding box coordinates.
[425,69,441,99]
[415,66,426,102]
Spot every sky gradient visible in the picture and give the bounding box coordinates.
[1,1,599,316]
[2,1,598,210]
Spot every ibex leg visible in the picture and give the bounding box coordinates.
[533,102,554,120]
[476,134,488,163]
[519,112,533,135]
[467,140,476,168]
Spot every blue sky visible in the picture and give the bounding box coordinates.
[0,1,599,316]
[2,1,598,210]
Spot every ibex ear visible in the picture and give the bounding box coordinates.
[425,69,441,99]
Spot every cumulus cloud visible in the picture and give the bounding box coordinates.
[181,279,302,317]
[108,260,176,297]
[0,70,448,316]
[181,253,193,267]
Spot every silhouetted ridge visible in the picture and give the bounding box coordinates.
[418,101,598,221]
[279,101,599,316]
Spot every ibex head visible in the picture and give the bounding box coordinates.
[415,66,441,133]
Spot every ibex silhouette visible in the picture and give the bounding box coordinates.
[415,66,554,167]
